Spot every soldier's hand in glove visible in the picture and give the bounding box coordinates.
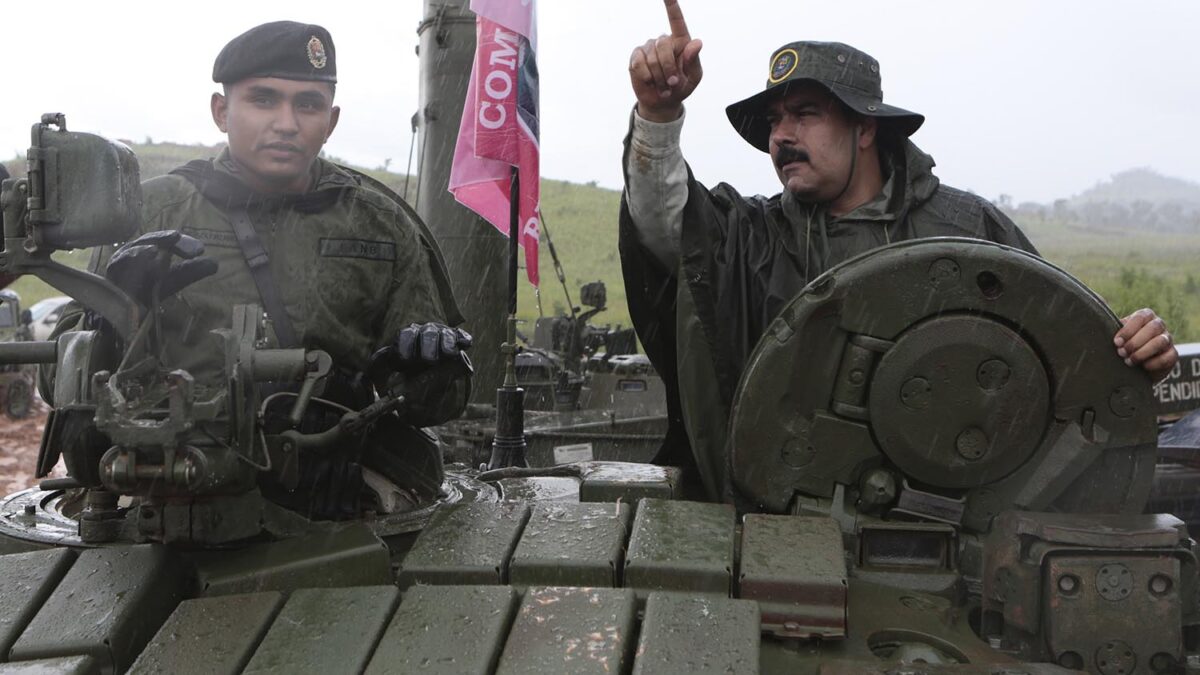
[368,323,474,426]
[369,323,473,380]
[105,230,218,308]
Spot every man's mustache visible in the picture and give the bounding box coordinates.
[775,147,810,169]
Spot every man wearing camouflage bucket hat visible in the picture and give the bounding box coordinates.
[619,0,1178,502]
[46,21,472,520]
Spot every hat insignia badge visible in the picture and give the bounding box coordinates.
[769,48,798,84]
[307,36,327,69]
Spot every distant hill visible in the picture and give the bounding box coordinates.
[1015,168,1200,235]
[1070,168,1200,210]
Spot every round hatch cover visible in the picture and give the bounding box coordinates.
[869,314,1050,488]
[729,238,1157,529]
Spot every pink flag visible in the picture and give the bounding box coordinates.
[449,0,540,287]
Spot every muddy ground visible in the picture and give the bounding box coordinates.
[0,400,56,496]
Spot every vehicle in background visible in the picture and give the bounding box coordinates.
[1148,343,1200,524]
[26,296,70,342]
[0,289,35,419]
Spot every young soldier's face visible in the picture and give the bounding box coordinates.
[212,77,340,193]
[765,83,859,201]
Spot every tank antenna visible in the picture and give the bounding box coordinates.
[488,166,529,469]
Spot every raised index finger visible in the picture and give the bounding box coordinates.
[664,0,690,40]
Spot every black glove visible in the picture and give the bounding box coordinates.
[368,323,472,385]
[368,323,473,426]
[105,230,218,307]
[377,322,472,366]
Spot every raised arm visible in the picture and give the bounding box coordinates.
[623,0,704,271]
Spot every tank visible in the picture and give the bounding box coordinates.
[0,115,1194,673]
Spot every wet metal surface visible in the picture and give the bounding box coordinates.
[10,545,189,673]
[982,511,1193,666]
[496,476,581,503]
[0,655,98,674]
[0,489,91,551]
[730,239,1158,519]
[366,585,517,675]
[1147,462,1200,527]
[510,502,631,588]
[579,462,680,503]
[833,578,1018,665]
[633,593,760,674]
[496,586,636,675]
[625,499,735,596]
[1045,556,1182,672]
[738,515,846,638]
[0,548,75,659]
[242,587,399,675]
[192,523,392,596]
[398,501,531,587]
[129,592,284,675]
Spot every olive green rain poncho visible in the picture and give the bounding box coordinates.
[619,42,1037,503]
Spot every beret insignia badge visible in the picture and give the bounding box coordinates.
[307,36,327,69]
[768,48,798,84]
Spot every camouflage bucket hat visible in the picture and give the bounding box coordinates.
[725,41,924,153]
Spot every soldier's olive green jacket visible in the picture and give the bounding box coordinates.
[619,138,1038,504]
[49,153,464,419]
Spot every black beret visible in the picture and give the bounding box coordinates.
[213,21,336,85]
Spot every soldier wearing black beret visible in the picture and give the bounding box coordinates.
[51,21,470,521]
[209,20,340,194]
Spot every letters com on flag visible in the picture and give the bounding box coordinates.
[449,0,541,287]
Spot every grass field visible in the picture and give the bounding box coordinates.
[5,144,1199,342]
[1023,216,1200,340]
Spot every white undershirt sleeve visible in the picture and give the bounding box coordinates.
[623,108,689,273]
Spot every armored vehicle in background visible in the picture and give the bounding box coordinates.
[0,289,36,419]
[1149,348,1200,528]
[0,114,1195,674]
[439,279,667,469]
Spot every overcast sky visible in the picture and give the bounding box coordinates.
[3,1,1196,205]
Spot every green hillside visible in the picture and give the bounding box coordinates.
[5,144,1200,342]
